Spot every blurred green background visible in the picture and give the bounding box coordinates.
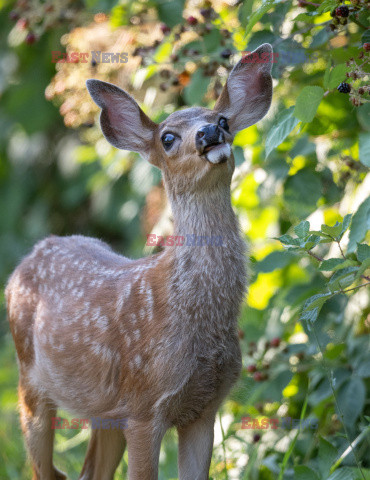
[0,0,369,479]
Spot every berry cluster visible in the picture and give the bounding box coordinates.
[8,0,87,45]
[133,2,235,95]
[329,0,368,30]
[244,338,283,382]
[337,44,370,107]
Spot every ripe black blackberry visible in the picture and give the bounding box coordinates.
[337,82,351,93]
[335,5,350,17]
[221,49,233,59]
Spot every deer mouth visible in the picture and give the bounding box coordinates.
[203,142,222,154]
[203,143,231,164]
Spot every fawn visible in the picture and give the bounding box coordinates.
[6,43,273,480]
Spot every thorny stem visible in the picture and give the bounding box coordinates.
[298,0,320,6]
[337,281,370,294]
[337,241,346,260]
[307,250,323,262]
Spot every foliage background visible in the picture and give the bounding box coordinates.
[0,0,369,479]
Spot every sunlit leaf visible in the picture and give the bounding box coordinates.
[265,107,300,158]
[294,86,324,123]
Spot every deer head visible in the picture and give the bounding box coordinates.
[86,43,273,197]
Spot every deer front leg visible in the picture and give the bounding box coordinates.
[177,406,217,480]
[124,418,168,480]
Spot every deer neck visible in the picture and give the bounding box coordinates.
[169,185,239,239]
[164,184,247,329]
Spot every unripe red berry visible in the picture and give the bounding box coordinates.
[25,32,36,44]
[16,18,28,30]
[363,43,370,52]
[187,16,198,25]
[253,372,264,382]
[160,23,171,35]
[270,337,281,348]
[247,364,257,373]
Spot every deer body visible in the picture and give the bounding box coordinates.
[6,44,273,480]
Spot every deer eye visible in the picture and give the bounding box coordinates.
[218,117,229,131]
[161,133,176,150]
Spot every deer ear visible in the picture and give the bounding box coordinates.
[214,43,273,134]
[86,79,157,160]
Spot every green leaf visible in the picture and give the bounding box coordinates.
[357,103,370,132]
[331,259,359,271]
[238,0,255,27]
[356,358,370,378]
[294,86,325,123]
[362,30,370,45]
[318,437,338,480]
[294,465,320,480]
[328,467,366,480]
[183,68,210,105]
[348,196,370,252]
[203,29,222,53]
[356,257,370,278]
[318,0,337,13]
[276,234,301,246]
[304,234,321,250]
[156,0,185,27]
[324,64,349,90]
[256,250,296,273]
[328,267,359,291]
[319,258,346,271]
[359,133,370,168]
[337,377,365,427]
[301,293,332,323]
[321,222,343,239]
[283,169,322,218]
[294,11,320,22]
[265,107,300,158]
[324,343,346,360]
[341,214,352,239]
[244,0,283,37]
[294,220,310,238]
[357,243,370,262]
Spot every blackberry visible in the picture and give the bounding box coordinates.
[335,5,349,17]
[220,48,233,59]
[337,82,351,93]
[253,434,261,443]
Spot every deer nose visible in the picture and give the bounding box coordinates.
[196,124,225,154]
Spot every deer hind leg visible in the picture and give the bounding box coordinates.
[79,428,126,480]
[18,375,67,480]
